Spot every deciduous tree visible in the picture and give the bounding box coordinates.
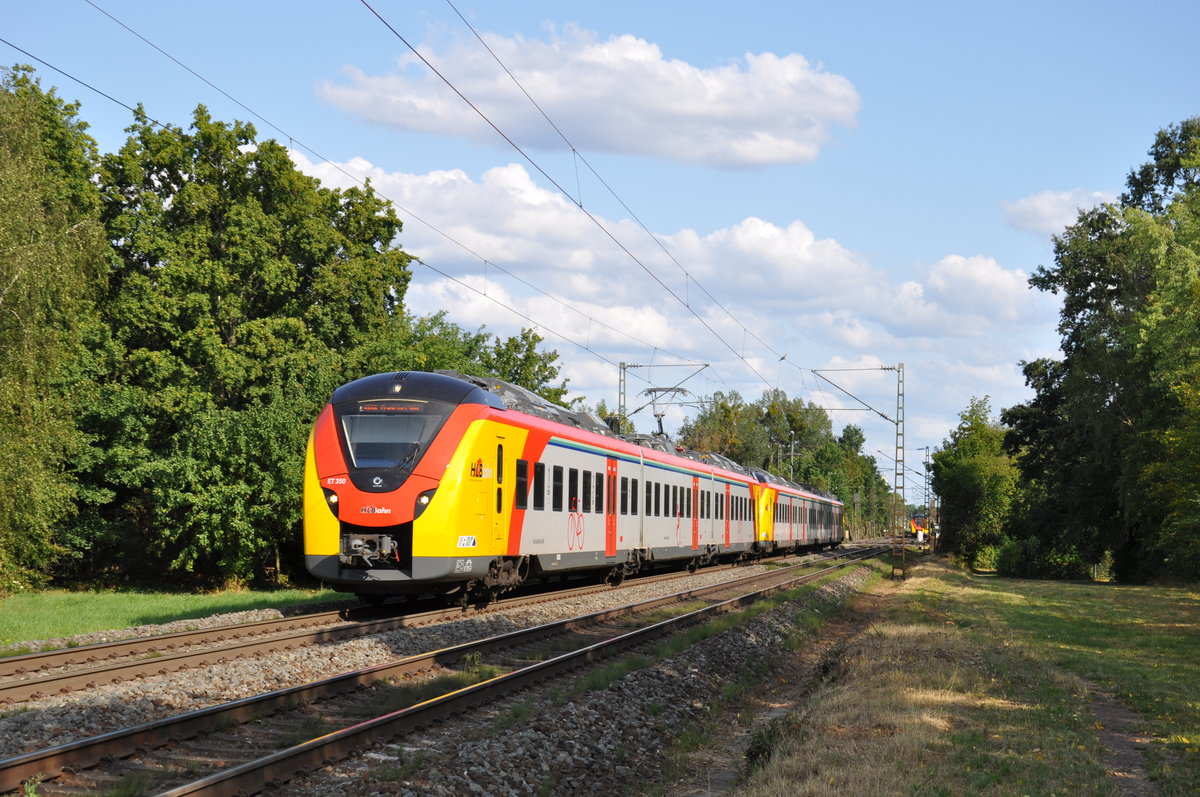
[0,67,106,591]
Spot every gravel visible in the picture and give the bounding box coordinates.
[0,561,871,795]
[287,568,872,796]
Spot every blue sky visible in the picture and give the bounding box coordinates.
[8,1,1200,501]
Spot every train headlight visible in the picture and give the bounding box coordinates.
[414,488,436,519]
[321,487,340,518]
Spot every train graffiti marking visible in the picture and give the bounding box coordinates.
[567,512,585,551]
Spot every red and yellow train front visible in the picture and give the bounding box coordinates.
[303,371,522,597]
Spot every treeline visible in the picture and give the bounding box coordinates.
[0,67,566,592]
[677,389,893,536]
[932,118,1200,582]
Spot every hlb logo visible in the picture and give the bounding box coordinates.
[469,458,485,478]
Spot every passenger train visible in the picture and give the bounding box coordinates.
[303,371,844,604]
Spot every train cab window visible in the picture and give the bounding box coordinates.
[582,471,592,513]
[569,468,579,513]
[515,459,528,510]
[533,463,545,510]
[339,413,426,469]
[595,471,603,513]
[552,465,563,512]
[631,478,639,515]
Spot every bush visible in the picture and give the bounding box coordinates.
[994,536,1026,577]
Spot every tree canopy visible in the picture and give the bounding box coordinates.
[930,398,1016,567]
[677,389,891,537]
[1000,116,1200,581]
[0,70,565,591]
[0,67,106,590]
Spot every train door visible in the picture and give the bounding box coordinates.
[691,477,700,550]
[605,458,618,556]
[492,440,506,549]
[723,484,731,547]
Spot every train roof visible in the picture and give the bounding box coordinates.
[435,370,614,435]
[434,371,841,504]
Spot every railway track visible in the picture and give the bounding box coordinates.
[0,548,857,706]
[0,546,886,794]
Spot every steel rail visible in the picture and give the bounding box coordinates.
[0,547,884,793]
[155,548,883,796]
[0,549,848,704]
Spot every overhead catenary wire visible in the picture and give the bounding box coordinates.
[358,0,773,387]
[2,11,720,395]
[7,8,896,446]
[444,0,793,366]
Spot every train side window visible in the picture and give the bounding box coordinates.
[620,476,628,515]
[631,478,639,515]
[552,465,563,512]
[686,488,692,519]
[569,468,579,513]
[515,459,528,510]
[533,463,545,510]
[582,471,592,513]
[595,471,603,513]
[654,482,661,516]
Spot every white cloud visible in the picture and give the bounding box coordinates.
[1003,189,1116,238]
[317,24,859,168]
[288,150,1057,469]
[926,254,1035,323]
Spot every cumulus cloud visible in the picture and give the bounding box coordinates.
[287,149,1057,458]
[1003,189,1116,238]
[317,23,859,168]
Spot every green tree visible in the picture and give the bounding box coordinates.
[1123,177,1200,580]
[1004,117,1200,580]
[73,103,568,585]
[931,397,1017,566]
[0,67,106,591]
[677,390,769,467]
[678,390,889,536]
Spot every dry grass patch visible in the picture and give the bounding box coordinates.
[737,561,1113,796]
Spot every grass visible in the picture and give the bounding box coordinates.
[736,558,1200,796]
[0,587,344,648]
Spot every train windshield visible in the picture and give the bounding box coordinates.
[339,400,450,469]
